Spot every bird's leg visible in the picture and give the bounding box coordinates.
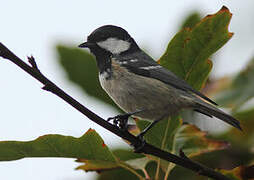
[133,115,167,152]
[107,109,144,130]
[132,119,162,153]
[136,119,160,140]
[137,114,167,140]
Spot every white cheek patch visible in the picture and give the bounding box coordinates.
[97,38,130,54]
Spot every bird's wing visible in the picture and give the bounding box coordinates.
[119,52,217,105]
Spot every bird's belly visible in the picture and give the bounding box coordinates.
[99,68,187,121]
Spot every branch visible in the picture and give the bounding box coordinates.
[0,43,231,180]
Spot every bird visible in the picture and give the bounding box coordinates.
[78,25,241,138]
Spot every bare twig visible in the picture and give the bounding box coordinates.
[27,56,38,70]
[0,42,231,180]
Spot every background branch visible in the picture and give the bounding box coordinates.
[0,42,231,180]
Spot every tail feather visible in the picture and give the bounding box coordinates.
[194,109,212,118]
[194,102,242,131]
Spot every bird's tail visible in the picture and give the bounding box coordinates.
[194,101,242,131]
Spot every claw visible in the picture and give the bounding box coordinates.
[107,110,144,130]
[107,117,114,122]
[107,114,130,130]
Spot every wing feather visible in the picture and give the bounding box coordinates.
[117,52,217,105]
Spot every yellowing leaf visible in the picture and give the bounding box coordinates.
[219,164,254,180]
[173,124,229,157]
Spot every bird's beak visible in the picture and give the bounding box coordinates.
[78,41,95,48]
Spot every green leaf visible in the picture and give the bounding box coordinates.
[96,168,140,180]
[0,129,146,178]
[112,149,144,161]
[159,6,233,90]
[57,46,118,109]
[180,12,201,29]
[0,129,116,162]
[216,57,254,110]
[77,148,147,175]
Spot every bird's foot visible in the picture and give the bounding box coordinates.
[107,110,144,130]
[107,113,130,130]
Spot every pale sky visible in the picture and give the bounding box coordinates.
[0,0,254,179]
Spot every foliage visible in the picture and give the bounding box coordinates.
[215,57,254,111]
[0,6,253,180]
[57,46,118,108]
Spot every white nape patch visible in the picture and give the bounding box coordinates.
[139,65,161,70]
[129,59,138,63]
[97,37,130,54]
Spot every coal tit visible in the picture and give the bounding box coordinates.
[79,25,241,137]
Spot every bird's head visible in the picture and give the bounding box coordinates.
[79,25,140,57]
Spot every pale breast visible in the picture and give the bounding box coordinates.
[99,59,192,120]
